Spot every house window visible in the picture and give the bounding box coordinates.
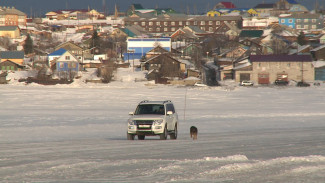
[179,21,183,26]
[312,19,316,23]
[304,19,308,23]
[149,22,153,26]
[156,22,160,26]
[134,22,138,25]
[65,56,70,60]
[194,21,197,25]
[281,19,285,23]
[171,21,175,26]
[1,66,5,70]
[164,22,168,26]
[297,25,302,29]
[141,22,146,26]
[149,28,153,31]
[312,25,316,29]
[231,21,235,24]
[200,21,205,25]
[60,63,64,68]
[289,19,293,23]
[209,27,213,32]
[216,21,220,25]
[171,27,175,31]
[201,27,205,31]
[156,27,160,31]
[297,19,301,23]
[304,25,309,29]
[186,21,190,25]
[209,21,213,25]
[164,27,168,32]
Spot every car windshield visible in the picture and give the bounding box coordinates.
[135,104,165,115]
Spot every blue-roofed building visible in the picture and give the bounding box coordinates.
[48,48,67,66]
[123,38,171,61]
[48,48,81,79]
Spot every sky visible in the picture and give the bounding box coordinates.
[0,0,320,17]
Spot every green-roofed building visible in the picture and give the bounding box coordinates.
[239,30,264,39]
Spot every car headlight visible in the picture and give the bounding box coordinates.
[153,119,163,125]
[128,119,136,125]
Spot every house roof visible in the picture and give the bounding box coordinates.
[0,26,19,31]
[219,2,236,9]
[145,53,181,64]
[147,46,169,54]
[254,4,274,9]
[0,59,25,67]
[280,13,322,19]
[48,48,67,56]
[0,7,26,16]
[0,51,24,59]
[311,44,325,52]
[184,26,207,34]
[287,0,298,4]
[239,30,264,38]
[250,55,312,62]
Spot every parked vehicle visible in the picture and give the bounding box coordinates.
[274,79,289,86]
[127,100,178,140]
[240,80,254,86]
[296,81,310,87]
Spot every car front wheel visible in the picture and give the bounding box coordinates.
[160,126,168,140]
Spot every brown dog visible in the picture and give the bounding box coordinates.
[190,126,198,140]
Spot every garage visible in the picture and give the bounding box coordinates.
[240,73,251,82]
[258,73,269,84]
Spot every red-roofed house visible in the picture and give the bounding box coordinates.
[214,2,236,9]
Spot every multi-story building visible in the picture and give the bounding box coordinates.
[279,13,323,30]
[124,14,242,34]
[0,6,26,26]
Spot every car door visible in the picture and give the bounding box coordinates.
[166,104,177,130]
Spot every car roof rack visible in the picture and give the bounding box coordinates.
[140,100,149,103]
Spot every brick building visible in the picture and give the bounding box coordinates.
[124,14,242,34]
[0,6,26,26]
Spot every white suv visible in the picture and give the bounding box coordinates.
[127,100,178,140]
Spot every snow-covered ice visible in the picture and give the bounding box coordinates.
[1,68,325,182]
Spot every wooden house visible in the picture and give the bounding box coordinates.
[0,60,25,71]
[144,54,184,81]
[0,51,24,65]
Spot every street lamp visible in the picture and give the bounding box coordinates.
[206,52,209,60]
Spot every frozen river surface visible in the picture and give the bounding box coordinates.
[1,83,325,182]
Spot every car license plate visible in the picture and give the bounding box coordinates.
[139,125,150,128]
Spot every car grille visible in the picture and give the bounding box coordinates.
[135,120,153,129]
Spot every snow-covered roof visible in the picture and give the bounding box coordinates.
[311,44,325,52]
[313,61,325,68]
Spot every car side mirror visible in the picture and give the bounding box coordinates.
[129,112,134,115]
[167,111,173,115]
